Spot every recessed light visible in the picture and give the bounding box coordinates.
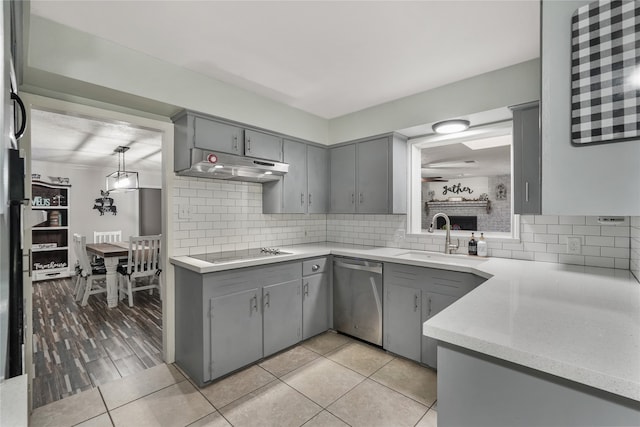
[432,119,470,134]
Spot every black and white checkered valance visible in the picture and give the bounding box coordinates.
[571,0,640,145]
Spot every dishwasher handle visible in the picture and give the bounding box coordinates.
[334,259,382,275]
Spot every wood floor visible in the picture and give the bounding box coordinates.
[32,277,162,409]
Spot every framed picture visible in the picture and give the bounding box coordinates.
[570,0,640,145]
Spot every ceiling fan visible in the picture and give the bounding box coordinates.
[421,176,449,182]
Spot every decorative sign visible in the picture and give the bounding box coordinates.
[442,183,474,196]
[33,196,51,207]
[571,0,640,144]
[495,183,507,200]
[93,190,117,216]
[33,261,67,270]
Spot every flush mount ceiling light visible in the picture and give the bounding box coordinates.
[432,119,470,134]
[106,146,139,192]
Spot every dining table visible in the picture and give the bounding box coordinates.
[85,241,129,308]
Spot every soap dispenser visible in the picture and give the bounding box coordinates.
[477,232,488,257]
[468,233,477,256]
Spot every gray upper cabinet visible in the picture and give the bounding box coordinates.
[330,144,357,213]
[263,140,329,214]
[281,140,307,213]
[330,133,407,214]
[244,129,283,162]
[307,145,329,214]
[512,102,541,214]
[357,137,389,213]
[194,116,243,155]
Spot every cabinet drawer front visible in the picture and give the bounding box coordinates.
[302,257,328,276]
[385,262,484,297]
[258,262,301,284]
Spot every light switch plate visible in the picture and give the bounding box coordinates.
[567,237,581,255]
[178,204,192,219]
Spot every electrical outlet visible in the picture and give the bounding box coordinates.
[567,237,581,255]
[394,229,406,241]
[179,204,192,219]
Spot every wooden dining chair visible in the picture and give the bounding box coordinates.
[117,235,162,307]
[93,230,122,243]
[75,234,108,306]
[71,233,86,301]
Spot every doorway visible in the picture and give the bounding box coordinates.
[21,93,175,409]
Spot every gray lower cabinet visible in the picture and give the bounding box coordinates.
[421,292,457,368]
[263,140,329,214]
[302,257,330,340]
[263,279,302,357]
[209,288,262,380]
[175,261,304,386]
[329,133,407,214]
[383,263,485,368]
[383,283,422,361]
[512,101,541,214]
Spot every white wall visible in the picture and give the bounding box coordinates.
[31,161,161,266]
[541,0,640,215]
[329,59,540,143]
[26,16,329,145]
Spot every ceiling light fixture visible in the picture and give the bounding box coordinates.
[432,119,470,134]
[106,146,139,192]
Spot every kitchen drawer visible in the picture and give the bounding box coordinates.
[33,268,69,281]
[303,257,328,276]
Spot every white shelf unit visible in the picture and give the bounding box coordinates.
[31,180,72,281]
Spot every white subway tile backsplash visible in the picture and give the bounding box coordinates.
[173,176,632,271]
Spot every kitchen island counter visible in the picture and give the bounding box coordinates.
[170,242,640,403]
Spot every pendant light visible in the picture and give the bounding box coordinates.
[106,146,139,192]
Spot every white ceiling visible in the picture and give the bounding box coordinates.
[30,0,540,119]
[28,1,539,169]
[31,109,162,171]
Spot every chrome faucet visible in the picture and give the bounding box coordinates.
[428,213,460,254]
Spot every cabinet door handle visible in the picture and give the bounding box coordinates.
[414,294,418,312]
[251,294,258,313]
[247,137,251,152]
[351,193,355,204]
[359,193,363,204]
[428,296,432,316]
[264,292,270,308]
[304,282,309,297]
[28,249,32,277]
[308,193,312,206]
[233,135,238,151]
[525,181,529,202]
[301,193,305,205]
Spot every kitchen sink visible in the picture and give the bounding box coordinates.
[394,250,488,266]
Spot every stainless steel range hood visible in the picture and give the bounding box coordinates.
[176,148,289,183]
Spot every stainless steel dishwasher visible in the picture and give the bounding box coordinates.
[333,257,383,346]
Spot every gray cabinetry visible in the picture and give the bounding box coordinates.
[263,279,302,356]
[302,257,330,340]
[384,283,422,361]
[383,263,485,368]
[244,129,283,161]
[329,133,407,214]
[194,116,243,155]
[263,140,329,214]
[512,102,541,214]
[330,144,356,213]
[421,292,457,368]
[210,288,262,380]
[175,261,303,386]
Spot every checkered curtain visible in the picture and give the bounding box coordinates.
[571,0,640,144]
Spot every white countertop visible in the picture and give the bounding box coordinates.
[170,243,640,401]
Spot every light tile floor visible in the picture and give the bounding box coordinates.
[30,332,438,427]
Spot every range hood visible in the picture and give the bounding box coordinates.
[176,148,289,183]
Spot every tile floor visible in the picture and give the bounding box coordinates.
[30,332,438,427]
